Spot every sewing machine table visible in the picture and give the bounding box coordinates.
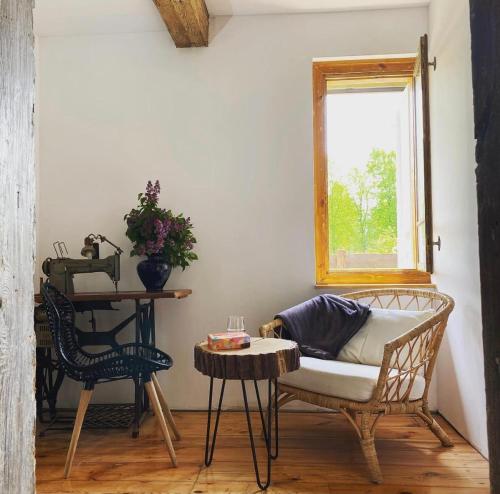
[34,289,191,437]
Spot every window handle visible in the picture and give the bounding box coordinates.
[432,236,441,251]
[428,57,437,71]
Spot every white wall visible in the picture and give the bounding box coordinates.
[428,0,488,457]
[36,8,428,409]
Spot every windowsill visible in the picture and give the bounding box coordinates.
[315,268,432,286]
[315,283,437,289]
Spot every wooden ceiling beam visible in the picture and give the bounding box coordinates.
[153,0,209,48]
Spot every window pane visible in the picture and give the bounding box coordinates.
[326,86,415,271]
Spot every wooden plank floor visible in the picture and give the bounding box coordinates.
[36,411,490,493]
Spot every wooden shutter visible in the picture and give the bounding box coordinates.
[413,34,434,273]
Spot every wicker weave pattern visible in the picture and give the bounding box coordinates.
[342,289,452,407]
[41,283,172,385]
[259,288,454,483]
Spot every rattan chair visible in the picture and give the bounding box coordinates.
[259,288,454,483]
[41,283,180,477]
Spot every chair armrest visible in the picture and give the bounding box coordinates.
[259,319,283,338]
[373,312,450,403]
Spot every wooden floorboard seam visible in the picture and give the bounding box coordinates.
[36,411,490,494]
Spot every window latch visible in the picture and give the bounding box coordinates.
[428,57,437,71]
[432,236,441,251]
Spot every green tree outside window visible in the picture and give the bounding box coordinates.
[328,148,397,257]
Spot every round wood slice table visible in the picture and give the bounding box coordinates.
[194,337,300,490]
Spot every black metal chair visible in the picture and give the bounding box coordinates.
[41,283,180,477]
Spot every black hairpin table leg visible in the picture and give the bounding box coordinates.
[204,378,226,466]
[204,377,278,490]
[253,379,279,460]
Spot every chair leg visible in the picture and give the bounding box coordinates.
[359,413,383,484]
[145,381,177,467]
[152,373,181,440]
[417,406,453,447]
[277,392,298,409]
[64,388,93,478]
[262,389,296,437]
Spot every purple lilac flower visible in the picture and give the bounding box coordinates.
[145,237,165,255]
[145,180,161,204]
[163,217,172,233]
[126,180,197,264]
[145,240,156,255]
[172,220,182,233]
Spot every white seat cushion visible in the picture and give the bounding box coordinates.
[337,308,434,367]
[279,356,425,402]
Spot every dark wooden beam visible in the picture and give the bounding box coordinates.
[153,0,209,48]
[470,1,500,492]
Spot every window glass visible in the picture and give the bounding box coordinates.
[326,84,415,271]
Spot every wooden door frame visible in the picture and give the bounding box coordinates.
[0,0,36,493]
[469,1,500,492]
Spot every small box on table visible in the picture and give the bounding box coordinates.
[207,331,251,351]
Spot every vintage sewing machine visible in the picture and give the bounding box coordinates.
[42,235,123,294]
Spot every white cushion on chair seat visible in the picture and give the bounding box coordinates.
[279,357,426,403]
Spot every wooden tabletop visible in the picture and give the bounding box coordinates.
[34,289,192,304]
[194,337,300,381]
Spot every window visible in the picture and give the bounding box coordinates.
[313,36,433,286]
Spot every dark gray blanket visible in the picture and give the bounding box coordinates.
[276,295,371,360]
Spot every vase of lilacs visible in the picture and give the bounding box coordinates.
[124,180,198,291]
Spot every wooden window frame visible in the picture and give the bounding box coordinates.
[313,57,432,287]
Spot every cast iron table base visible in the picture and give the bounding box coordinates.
[34,289,191,436]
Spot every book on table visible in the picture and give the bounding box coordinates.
[208,331,251,351]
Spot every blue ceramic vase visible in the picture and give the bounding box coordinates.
[137,254,172,292]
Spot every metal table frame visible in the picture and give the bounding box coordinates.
[204,377,279,491]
